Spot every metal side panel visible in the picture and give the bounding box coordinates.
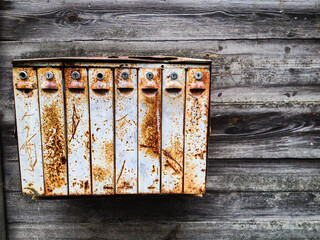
[13,67,44,196]
[184,68,210,194]
[89,68,114,195]
[64,68,91,195]
[161,68,185,194]
[138,68,161,194]
[38,68,68,196]
[115,68,138,194]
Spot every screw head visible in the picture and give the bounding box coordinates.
[71,71,81,80]
[45,71,54,80]
[170,72,178,80]
[19,71,28,80]
[96,72,104,81]
[121,72,129,80]
[194,72,203,80]
[146,72,154,80]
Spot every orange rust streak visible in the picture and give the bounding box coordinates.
[162,149,182,172]
[116,160,126,185]
[70,103,80,142]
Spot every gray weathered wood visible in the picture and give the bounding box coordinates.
[1,0,319,41]
[5,191,320,223]
[0,144,6,239]
[7,220,320,240]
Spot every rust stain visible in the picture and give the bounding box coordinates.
[70,103,80,142]
[162,149,182,174]
[41,103,67,194]
[117,160,126,185]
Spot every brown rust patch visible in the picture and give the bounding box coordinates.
[70,103,80,142]
[42,103,67,195]
[139,79,161,158]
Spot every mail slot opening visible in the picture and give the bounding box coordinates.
[141,88,158,97]
[190,88,206,97]
[165,88,182,94]
[118,87,134,96]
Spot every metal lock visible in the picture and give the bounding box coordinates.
[19,71,28,80]
[72,71,81,80]
[12,57,211,197]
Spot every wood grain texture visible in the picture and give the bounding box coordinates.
[4,191,320,223]
[1,0,319,41]
[7,221,320,240]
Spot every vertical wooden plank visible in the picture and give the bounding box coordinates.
[184,68,210,194]
[115,68,138,194]
[12,67,44,196]
[38,68,68,196]
[138,68,161,194]
[89,68,114,195]
[161,68,185,194]
[0,137,6,240]
[64,68,91,195]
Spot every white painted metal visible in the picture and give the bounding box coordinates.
[38,68,68,195]
[13,67,44,195]
[161,68,185,193]
[184,68,210,194]
[138,68,161,193]
[65,68,91,195]
[115,68,138,194]
[89,68,114,195]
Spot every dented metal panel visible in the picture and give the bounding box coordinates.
[138,68,161,193]
[115,68,138,194]
[38,68,68,195]
[13,67,44,195]
[89,68,114,195]
[161,68,185,194]
[64,68,91,195]
[184,68,210,194]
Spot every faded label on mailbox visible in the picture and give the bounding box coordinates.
[161,68,185,193]
[115,68,138,194]
[138,68,161,193]
[65,68,91,195]
[89,68,114,195]
[13,67,44,195]
[184,68,210,194]
[38,68,68,195]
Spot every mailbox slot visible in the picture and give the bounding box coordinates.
[12,57,211,197]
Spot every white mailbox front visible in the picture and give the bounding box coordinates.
[12,56,211,197]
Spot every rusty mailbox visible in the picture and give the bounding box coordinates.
[12,56,211,196]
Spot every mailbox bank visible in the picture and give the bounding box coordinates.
[12,57,211,196]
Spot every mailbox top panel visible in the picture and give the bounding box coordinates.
[12,56,211,67]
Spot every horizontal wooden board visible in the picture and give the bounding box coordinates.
[1,0,319,41]
[5,191,320,223]
[4,159,320,193]
[7,220,320,240]
[1,40,319,88]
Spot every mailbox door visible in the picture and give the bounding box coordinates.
[65,68,91,195]
[184,68,210,194]
[13,67,44,195]
[138,68,161,193]
[115,68,138,194]
[161,68,185,193]
[89,68,114,195]
[38,68,68,195]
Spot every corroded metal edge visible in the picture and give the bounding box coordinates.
[12,56,211,65]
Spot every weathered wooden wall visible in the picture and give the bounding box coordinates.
[0,0,320,239]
